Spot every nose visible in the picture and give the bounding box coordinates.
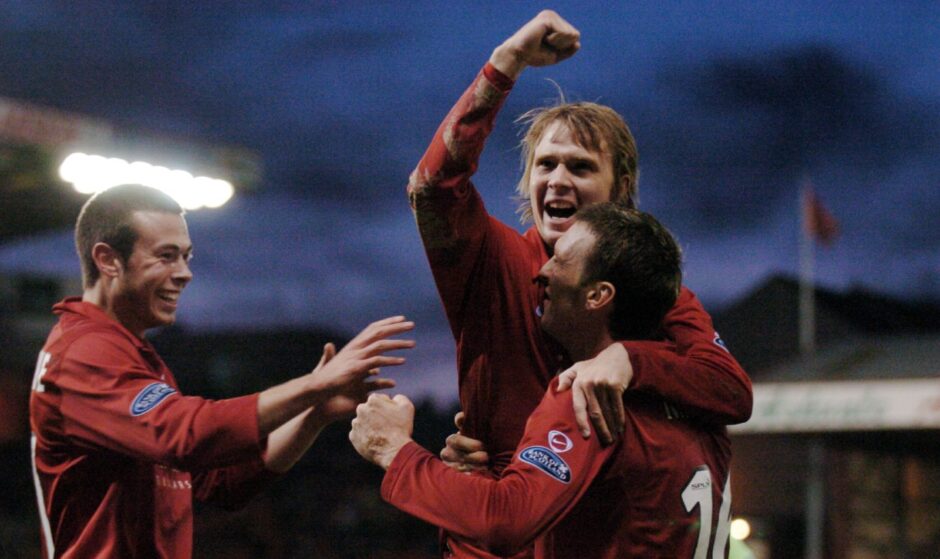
[547,165,573,192]
[536,258,553,283]
[173,257,193,286]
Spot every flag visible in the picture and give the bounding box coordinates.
[802,183,839,245]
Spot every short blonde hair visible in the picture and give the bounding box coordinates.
[515,102,639,222]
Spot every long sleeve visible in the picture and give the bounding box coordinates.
[405,62,557,461]
[54,333,264,471]
[382,385,613,557]
[623,287,753,424]
[407,63,517,334]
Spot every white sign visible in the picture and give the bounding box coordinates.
[730,379,940,433]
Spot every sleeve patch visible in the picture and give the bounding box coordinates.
[713,331,730,353]
[130,382,177,416]
[519,446,571,484]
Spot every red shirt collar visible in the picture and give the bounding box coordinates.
[52,297,153,351]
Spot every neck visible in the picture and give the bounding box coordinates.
[564,327,615,363]
[83,282,143,339]
[82,282,107,310]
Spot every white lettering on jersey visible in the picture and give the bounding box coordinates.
[31,351,52,393]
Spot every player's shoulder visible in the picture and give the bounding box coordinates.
[58,320,142,368]
[530,379,579,427]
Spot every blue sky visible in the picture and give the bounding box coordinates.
[1,1,938,403]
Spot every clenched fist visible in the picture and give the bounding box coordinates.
[349,393,415,470]
[490,10,581,80]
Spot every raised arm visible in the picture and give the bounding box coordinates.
[409,10,579,210]
[409,11,581,324]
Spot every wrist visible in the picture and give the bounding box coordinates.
[302,372,332,406]
[374,438,411,470]
[489,44,526,80]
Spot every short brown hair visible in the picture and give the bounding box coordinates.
[516,102,639,222]
[576,203,681,340]
[75,185,183,288]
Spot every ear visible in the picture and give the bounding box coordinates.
[91,242,123,280]
[585,281,615,311]
[617,173,634,206]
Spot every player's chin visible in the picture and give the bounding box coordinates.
[151,308,177,328]
[539,223,568,247]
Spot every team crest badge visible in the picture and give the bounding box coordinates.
[713,331,729,352]
[131,383,176,416]
[548,430,573,453]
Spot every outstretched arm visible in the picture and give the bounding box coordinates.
[262,342,398,473]
[192,333,408,507]
[256,316,414,438]
[351,385,613,557]
[49,316,413,477]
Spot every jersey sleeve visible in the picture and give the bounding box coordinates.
[622,287,753,424]
[407,63,515,334]
[381,382,614,557]
[53,332,264,471]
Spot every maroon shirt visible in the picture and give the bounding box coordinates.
[30,299,271,558]
[383,376,732,558]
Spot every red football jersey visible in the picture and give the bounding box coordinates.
[383,378,732,558]
[30,299,271,558]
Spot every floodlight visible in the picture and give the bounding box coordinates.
[58,151,236,209]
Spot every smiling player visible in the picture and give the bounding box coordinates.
[29,184,414,558]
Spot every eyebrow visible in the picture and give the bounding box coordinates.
[153,243,193,253]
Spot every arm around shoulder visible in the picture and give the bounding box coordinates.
[624,287,752,424]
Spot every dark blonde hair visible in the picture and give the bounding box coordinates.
[515,102,639,222]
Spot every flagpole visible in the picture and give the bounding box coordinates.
[799,181,816,358]
[800,179,824,559]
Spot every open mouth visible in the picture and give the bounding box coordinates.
[544,201,577,221]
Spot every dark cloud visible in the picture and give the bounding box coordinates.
[643,44,938,231]
[1,1,937,324]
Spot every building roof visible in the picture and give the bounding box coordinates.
[713,274,940,377]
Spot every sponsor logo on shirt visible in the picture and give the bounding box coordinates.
[547,430,573,453]
[520,446,571,484]
[130,382,176,416]
[155,465,192,490]
[713,331,729,352]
